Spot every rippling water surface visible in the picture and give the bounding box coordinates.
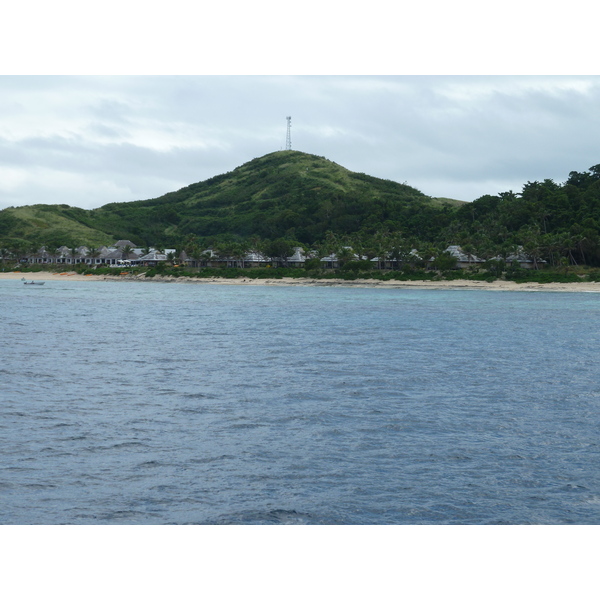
[1,279,600,524]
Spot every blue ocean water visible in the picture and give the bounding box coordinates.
[1,278,600,524]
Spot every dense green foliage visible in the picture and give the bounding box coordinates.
[0,151,459,251]
[84,151,459,247]
[448,166,600,266]
[3,150,600,270]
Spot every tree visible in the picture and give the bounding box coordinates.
[372,230,392,270]
[70,245,80,265]
[44,244,58,265]
[229,241,250,268]
[336,246,356,268]
[419,243,439,270]
[461,242,477,264]
[0,246,11,266]
[521,227,543,270]
[87,246,100,266]
[387,232,412,270]
[312,231,343,268]
[264,238,296,267]
[188,245,203,268]
[431,251,457,271]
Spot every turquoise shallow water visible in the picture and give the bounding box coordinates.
[1,279,600,524]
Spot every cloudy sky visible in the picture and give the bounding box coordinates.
[2,75,600,212]
[2,3,598,213]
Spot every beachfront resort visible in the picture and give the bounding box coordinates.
[6,240,541,271]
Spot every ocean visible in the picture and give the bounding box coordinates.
[1,279,600,524]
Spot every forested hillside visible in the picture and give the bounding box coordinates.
[448,165,600,266]
[84,151,459,247]
[2,150,600,268]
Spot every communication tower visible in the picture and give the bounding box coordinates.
[285,116,292,150]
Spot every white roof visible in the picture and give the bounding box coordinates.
[445,245,484,263]
[139,252,167,261]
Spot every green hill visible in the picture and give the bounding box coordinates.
[0,204,115,249]
[4,151,600,268]
[87,150,462,246]
[0,151,462,249]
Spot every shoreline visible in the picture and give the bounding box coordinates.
[3,270,600,292]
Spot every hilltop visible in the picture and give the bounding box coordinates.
[0,151,462,249]
[87,151,462,246]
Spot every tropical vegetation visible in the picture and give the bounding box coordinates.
[3,150,600,279]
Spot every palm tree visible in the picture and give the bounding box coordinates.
[372,230,391,270]
[316,231,343,269]
[121,245,133,261]
[0,246,11,267]
[230,241,250,269]
[214,241,235,267]
[9,242,26,266]
[264,238,295,268]
[28,243,41,265]
[87,246,100,267]
[189,246,203,269]
[522,227,543,270]
[461,242,477,265]
[200,250,213,267]
[69,246,80,265]
[248,236,265,264]
[353,233,379,266]
[387,232,412,270]
[336,246,356,269]
[419,243,439,270]
[44,244,58,265]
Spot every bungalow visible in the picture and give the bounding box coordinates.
[243,251,270,268]
[320,253,340,269]
[138,249,177,267]
[98,247,126,265]
[50,245,89,265]
[113,240,138,250]
[138,251,168,266]
[502,247,546,270]
[444,245,485,269]
[180,247,307,269]
[287,247,307,268]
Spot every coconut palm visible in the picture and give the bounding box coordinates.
[69,246,80,265]
[0,246,11,266]
[121,245,133,260]
[87,246,100,266]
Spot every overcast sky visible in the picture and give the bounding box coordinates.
[2,75,600,212]
[2,1,599,213]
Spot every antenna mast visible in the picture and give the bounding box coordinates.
[285,116,292,150]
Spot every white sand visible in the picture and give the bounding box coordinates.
[3,270,600,292]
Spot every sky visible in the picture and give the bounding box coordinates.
[2,74,600,212]
[2,2,599,214]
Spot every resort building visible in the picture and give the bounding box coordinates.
[11,242,544,272]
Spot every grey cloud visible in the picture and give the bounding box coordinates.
[1,75,600,210]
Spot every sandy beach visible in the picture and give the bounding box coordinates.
[3,270,600,292]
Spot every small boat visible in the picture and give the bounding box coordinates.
[24,281,45,285]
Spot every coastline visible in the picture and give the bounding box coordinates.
[3,270,600,292]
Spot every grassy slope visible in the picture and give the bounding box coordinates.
[88,151,463,245]
[0,205,116,247]
[1,151,466,248]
